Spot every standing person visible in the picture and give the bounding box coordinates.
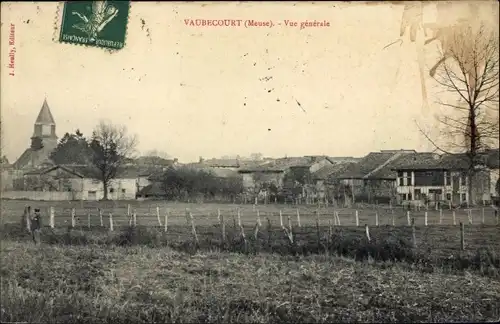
[31,208,42,244]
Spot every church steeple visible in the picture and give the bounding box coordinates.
[34,98,56,125]
[31,98,58,151]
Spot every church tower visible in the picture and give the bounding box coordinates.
[31,98,58,152]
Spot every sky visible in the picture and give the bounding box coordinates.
[1,1,498,163]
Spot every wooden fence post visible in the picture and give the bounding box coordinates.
[424,211,428,226]
[87,213,91,229]
[296,209,301,227]
[152,206,159,226]
[71,208,76,228]
[24,206,32,232]
[335,211,341,226]
[257,210,262,227]
[439,209,443,225]
[452,210,456,225]
[316,213,321,248]
[279,210,283,228]
[164,210,168,232]
[109,213,114,231]
[375,211,379,227]
[133,211,137,227]
[365,224,371,242]
[481,208,485,225]
[49,207,55,229]
[407,211,411,226]
[355,210,359,227]
[237,208,242,227]
[127,204,131,219]
[189,212,199,245]
[468,209,472,225]
[221,214,226,244]
[217,209,221,223]
[99,208,103,227]
[460,222,465,251]
[411,217,417,248]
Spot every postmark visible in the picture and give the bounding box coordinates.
[57,1,130,50]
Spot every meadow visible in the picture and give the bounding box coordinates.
[1,199,500,323]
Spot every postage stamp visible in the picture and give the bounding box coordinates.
[58,1,130,50]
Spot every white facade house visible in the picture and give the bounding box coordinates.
[22,164,141,200]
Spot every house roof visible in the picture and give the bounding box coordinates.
[327,156,361,164]
[393,153,475,171]
[484,148,499,169]
[134,156,177,167]
[337,152,397,179]
[369,152,439,179]
[24,164,143,179]
[201,158,240,168]
[35,99,56,125]
[12,149,34,169]
[238,156,324,173]
[12,148,55,170]
[313,162,355,180]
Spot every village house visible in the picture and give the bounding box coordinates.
[135,157,179,193]
[327,150,420,204]
[484,149,499,203]
[393,153,493,207]
[21,164,141,200]
[238,156,334,202]
[312,161,359,202]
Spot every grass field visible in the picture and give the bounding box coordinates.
[1,199,500,323]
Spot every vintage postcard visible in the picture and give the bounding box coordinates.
[1,1,499,323]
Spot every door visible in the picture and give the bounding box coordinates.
[452,173,460,205]
[88,191,97,201]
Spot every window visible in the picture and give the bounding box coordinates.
[445,172,451,186]
[461,193,467,202]
[460,173,467,186]
[406,172,412,186]
[408,193,412,201]
[109,188,115,193]
[399,175,404,186]
[446,193,451,201]
[122,189,126,193]
[414,189,421,200]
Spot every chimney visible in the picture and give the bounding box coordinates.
[199,156,203,163]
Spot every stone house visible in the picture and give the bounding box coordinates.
[393,153,493,207]
[328,150,420,204]
[238,156,335,202]
[22,164,141,200]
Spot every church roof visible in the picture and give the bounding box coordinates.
[35,98,56,125]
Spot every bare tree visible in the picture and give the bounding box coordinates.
[421,23,499,204]
[89,121,138,200]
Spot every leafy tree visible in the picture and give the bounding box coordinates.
[157,166,243,201]
[89,121,138,200]
[50,129,92,164]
